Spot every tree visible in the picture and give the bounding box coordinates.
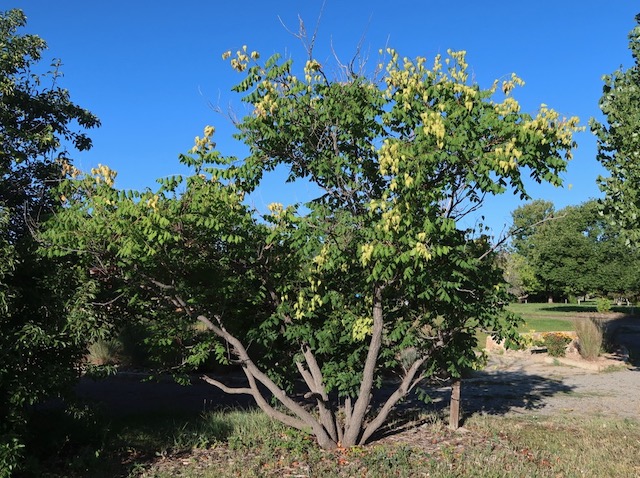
[44,45,579,449]
[500,251,539,301]
[0,9,99,474]
[509,199,555,255]
[592,14,640,244]
[509,200,640,302]
[529,202,601,301]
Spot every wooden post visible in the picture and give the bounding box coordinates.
[449,378,461,430]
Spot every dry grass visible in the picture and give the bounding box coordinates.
[87,338,123,365]
[575,318,604,360]
[136,412,640,478]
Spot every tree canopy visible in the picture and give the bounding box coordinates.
[43,44,579,450]
[592,14,640,244]
[0,9,99,474]
[508,200,640,302]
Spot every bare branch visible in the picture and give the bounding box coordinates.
[196,314,337,448]
[89,293,124,307]
[201,375,252,395]
[478,213,566,261]
[277,0,325,59]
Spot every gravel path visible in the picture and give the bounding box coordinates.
[460,351,640,420]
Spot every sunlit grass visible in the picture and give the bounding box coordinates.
[139,412,640,477]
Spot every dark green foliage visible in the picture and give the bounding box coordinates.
[509,200,640,302]
[592,14,640,245]
[0,9,100,474]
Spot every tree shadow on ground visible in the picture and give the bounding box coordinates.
[600,315,640,366]
[369,368,574,441]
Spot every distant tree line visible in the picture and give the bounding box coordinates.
[504,199,640,303]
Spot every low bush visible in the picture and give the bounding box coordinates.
[87,339,122,366]
[596,297,612,313]
[542,332,572,357]
[575,318,604,360]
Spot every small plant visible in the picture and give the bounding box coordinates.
[542,332,572,357]
[87,339,123,366]
[575,318,604,360]
[596,297,612,313]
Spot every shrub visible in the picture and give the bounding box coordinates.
[575,318,604,360]
[87,339,122,366]
[596,297,612,313]
[542,332,572,357]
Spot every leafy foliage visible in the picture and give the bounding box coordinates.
[0,9,100,474]
[44,44,579,449]
[509,200,640,302]
[592,14,640,245]
[541,332,572,357]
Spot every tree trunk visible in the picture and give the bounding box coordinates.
[449,379,461,430]
[341,283,385,447]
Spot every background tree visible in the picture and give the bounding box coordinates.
[500,251,540,301]
[528,202,600,302]
[0,9,99,474]
[592,14,640,244]
[509,199,555,255]
[44,46,579,449]
[509,200,640,302]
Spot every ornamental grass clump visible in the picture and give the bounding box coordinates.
[542,332,572,357]
[575,318,604,360]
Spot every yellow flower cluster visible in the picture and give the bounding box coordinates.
[493,97,521,116]
[90,164,116,187]
[222,45,259,72]
[146,194,159,210]
[413,241,432,260]
[421,110,446,149]
[190,125,216,154]
[312,244,329,268]
[501,73,525,96]
[59,159,81,178]
[378,140,401,176]
[523,105,581,158]
[292,287,323,320]
[253,80,279,118]
[303,59,322,83]
[360,243,375,266]
[493,138,522,172]
[380,208,402,233]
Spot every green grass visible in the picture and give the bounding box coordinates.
[518,318,574,333]
[508,301,636,318]
[507,302,625,333]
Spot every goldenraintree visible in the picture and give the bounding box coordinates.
[44,46,579,449]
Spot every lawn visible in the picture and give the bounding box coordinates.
[507,302,629,333]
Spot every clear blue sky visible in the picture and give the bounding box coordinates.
[10,1,639,236]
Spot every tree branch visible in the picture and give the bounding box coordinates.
[342,282,385,446]
[196,314,337,448]
[200,375,252,395]
[359,356,426,445]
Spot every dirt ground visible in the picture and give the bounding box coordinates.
[73,314,640,423]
